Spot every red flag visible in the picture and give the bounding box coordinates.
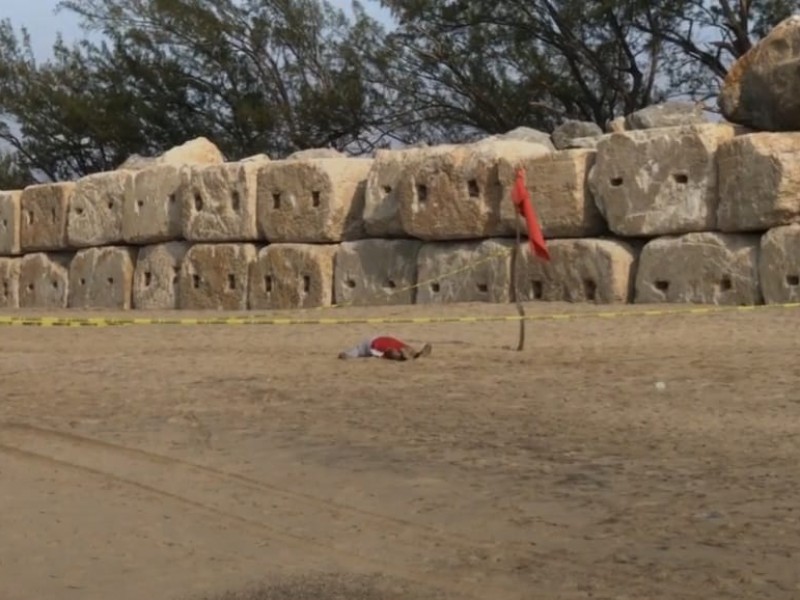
[511,168,550,261]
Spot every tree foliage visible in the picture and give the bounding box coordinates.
[0,0,798,183]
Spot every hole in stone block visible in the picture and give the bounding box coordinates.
[346,279,356,289]
[610,177,623,187]
[416,184,428,202]
[302,275,311,293]
[228,274,236,290]
[51,208,57,221]
[107,277,114,286]
[787,275,800,286]
[27,283,33,291]
[79,278,86,286]
[477,282,488,293]
[172,266,179,285]
[26,211,33,224]
[265,276,273,293]
[468,179,480,198]
[1,219,6,228]
[75,207,84,216]
[192,274,200,289]
[51,280,58,289]
[430,282,440,293]
[144,271,152,287]
[385,279,397,290]
[231,190,241,211]
[312,191,321,207]
[655,280,669,292]
[531,280,543,300]
[673,173,689,184]
[273,193,281,209]
[169,194,176,204]
[382,185,392,196]
[584,279,597,301]
[719,276,732,291]
[107,201,114,210]
[194,193,203,211]
[137,199,144,209]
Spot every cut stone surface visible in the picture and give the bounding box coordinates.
[717,132,800,232]
[248,244,337,310]
[589,123,744,236]
[182,162,260,241]
[133,242,190,310]
[363,145,456,237]
[18,252,71,308]
[497,127,555,150]
[179,243,258,310]
[415,239,514,304]
[625,101,707,130]
[257,158,373,242]
[68,171,133,247]
[551,120,603,150]
[286,148,344,160]
[19,183,74,252]
[635,232,761,305]
[0,258,20,308]
[0,190,22,255]
[397,140,551,240]
[719,15,800,131]
[498,149,606,238]
[514,238,638,304]
[334,239,423,306]
[69,246,137,309]
[759,224,800,304]
[124,165,184,244]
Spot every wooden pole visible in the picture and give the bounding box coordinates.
[514,217,525,352]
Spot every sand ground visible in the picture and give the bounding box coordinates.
[1,301,799,600]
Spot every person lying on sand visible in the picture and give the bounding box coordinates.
[338,335,432,361]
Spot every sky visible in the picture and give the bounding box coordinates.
[0,0,394,61]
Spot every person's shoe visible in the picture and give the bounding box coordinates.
[413,343,432,359]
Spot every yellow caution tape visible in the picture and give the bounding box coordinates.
[0,302,797,327]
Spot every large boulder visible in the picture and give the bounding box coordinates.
[635,232,762,305]
[719,15,800,131]
[69,246,137,309]
[133,242,190,310]
[496,127,555,150]
[19,183,74,252]
[67,171,132,247]
[717,132,800,232]
[334,239,422,306]
[117,137,225,171]
[178,243,257,310]
[625,101,707,130]
[589,123,744,236]
[0,257,20,308]
[551,120,603,150]
[18,252,71,308]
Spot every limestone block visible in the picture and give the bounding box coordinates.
[117,137,225,171]
[514,238,638,304]
[181,162,261,241]
[19,183,74,252]
[334,239,423,306]
[635,232,761,305]
[588,124,743,236]
[759,225,800,304]
[123,165,184,244]
[415,239,514,304]
[717,132,800,231]
[133,242,190,310]
[68,171,133,247]
[497,127,555,150]
[179,243,257,310]
[0,190,21,255]
[18,253,71,308]
[68,246,137,309]
[248,244,337,310]
[257,158,373,242]
[363,145,456,237]
[625,101,707,130]
[397,140,551,240]
[0,258,20,308]
[287,148,344,160]
[497,149,606,238]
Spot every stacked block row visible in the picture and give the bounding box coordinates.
[2,123,800,311]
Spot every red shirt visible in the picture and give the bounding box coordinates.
[370,336,407,355]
